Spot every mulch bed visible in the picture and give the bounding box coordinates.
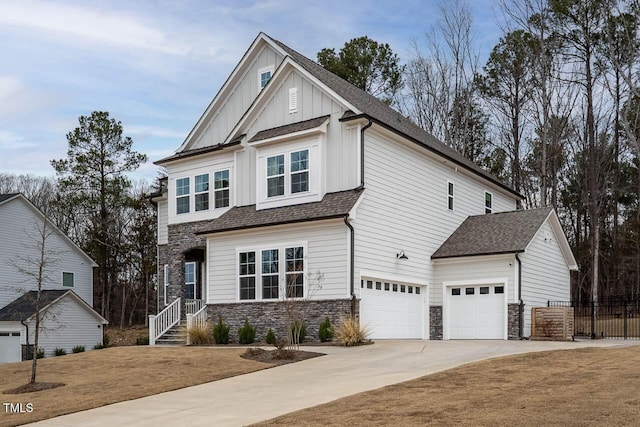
[241,347,323,365]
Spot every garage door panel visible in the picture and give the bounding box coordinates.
[447,285,505,340]
[0,332,21,363]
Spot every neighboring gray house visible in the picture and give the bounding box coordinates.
[151,33,577,343]
[0,194,107,363]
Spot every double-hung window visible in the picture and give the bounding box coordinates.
[267,155,285,197]
[195,174,209,211]
[485,191,493,214]
[239,252,256,300]
[62,272,74,287]
[448,182,454,210]
[214,169,230,208]
[261,249,279,299]
[290,150,309,193]
[176,177,190,214]
[285,247,304,298]
[184,262,196,300]
[163,264,169,305]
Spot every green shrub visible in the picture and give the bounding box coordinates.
[238,318,256,344]
[336,317,368,346]
[103,333,110,348]
[93,343,105,350]
[188,322,213,345]
[318,317,334,342]
[213,317,230,344]
[265,328,276,345]
[36,348,45,359]
[291,320,307,343]
[54,347,66,356]
[72,345,85,353]
[136,336,149,346]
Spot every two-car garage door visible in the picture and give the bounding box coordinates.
[447,284,506,339]
[360,279,426,339]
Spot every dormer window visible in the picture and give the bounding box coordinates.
[290,149,308,193]
[485,191,493,214]
[267,154,285,197]
[266,149,309,198]
[258,65,274,90]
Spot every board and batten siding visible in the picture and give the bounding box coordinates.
[192,45,285,149]
[28,294,104,357]
[0,197,94,308]
[207,220,349,304]
[158,199,168,244]
[352,128,518,298]
[432,255,516,306]
[519,219,571,337]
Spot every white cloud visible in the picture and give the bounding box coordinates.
[126,125,187,140]
[0,130,36,149]
[0,75,57,117]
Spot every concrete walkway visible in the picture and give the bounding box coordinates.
[28,339,637,427]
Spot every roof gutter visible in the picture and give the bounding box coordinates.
[344,215,356,317]
[20,319,29,359]
[360,118,373,188]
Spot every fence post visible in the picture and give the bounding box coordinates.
[591,301,595,339]
[149,315,156,346]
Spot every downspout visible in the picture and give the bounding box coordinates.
[515,252,523,339]
[20,319,30,360]
[359,119,373,188]
[344,215,356,317]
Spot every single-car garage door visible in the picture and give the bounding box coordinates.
[447,284,505,339]
[0,331,21,363]
[360,279,425,339]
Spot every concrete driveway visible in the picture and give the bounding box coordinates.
[28,339,636,427]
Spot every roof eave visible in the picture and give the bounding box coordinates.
[154,140,243,166]
[195,213,348,236]
[431,250,524,260]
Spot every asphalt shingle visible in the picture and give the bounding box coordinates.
[249,115,330,143]
[0,290,70,321]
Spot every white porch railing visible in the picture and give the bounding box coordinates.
[149,298,181,346]
[185,298,205,315]
[186,305,208,345]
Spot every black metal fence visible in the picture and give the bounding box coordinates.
[548,298,640,339]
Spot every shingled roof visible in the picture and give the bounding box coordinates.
[196,188,363,235]
[431,207,554,259]
[249,115,329,143]
[271,37,521,198]
[0,193,19,204]
[0,290,70,321]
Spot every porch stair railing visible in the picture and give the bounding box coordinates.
[185,298,206,315]
[149,298,181,346]
[186,305,208,345]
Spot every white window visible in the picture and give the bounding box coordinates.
[239,252,256,300]
[195,174,209,211]
[62,272,74,287]
[237,245,305,301]
[485,191,493,214]
[261,249,279,299]
[185,262,196,300]
[163,264,169,305]
[448,181,454,210]
[258,65,274,90]
[176,177,190,214]
[214,169,230,208]
[267,154,285,197]
[290,150,309,194]
[289,87,298,113]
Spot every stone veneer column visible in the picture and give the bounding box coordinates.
[430,306,443,340]
[507,303,523,340]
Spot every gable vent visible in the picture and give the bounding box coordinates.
[289,87,298,113]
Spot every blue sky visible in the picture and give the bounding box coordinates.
[0,0,503,181]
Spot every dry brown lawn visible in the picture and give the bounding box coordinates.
[1,346,272,427]
[257,345,640,427]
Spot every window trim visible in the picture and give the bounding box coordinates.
[62,271,74,288]
[194,173,209,212]
[447,181,454,211]
[258,65,274,90]
[213,168,231,209]
[266,154,286,198]
[184,262,196,300]
[176,177,190,214]
[485,191,493,214]
[266,149,310,199]
[238,251,257,301]
[261,249,279,300]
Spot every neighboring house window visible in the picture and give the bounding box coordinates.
[261,249,279,299]
[239,252,256,300]
[285,246,304,298]
[448,181,454,210]
[194,174,209,211]
[485,191,493,214]
[290,149,309,194]
[176,177,190,214]
[258,66,274,89]
[214,169,230,208]
[184,262,196,299]
[267,154,285,197]
[163,264,169,305]
[62,272,74,287]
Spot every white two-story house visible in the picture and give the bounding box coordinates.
[0,194,107,363]
[152,33,577,342]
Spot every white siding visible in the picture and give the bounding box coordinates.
[0,197,94,308]
[432,255,516,306]
[28,294,104,357]
[193,46,285,149]
[520,220,571,337]
[207,220,348,303]
[353,128,518,298]
[158,199,168,244]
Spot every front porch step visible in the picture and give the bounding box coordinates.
[155,322,187,346]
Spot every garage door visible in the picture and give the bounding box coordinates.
[0,332,21,363]
[447,284,505,339]
[360,279,425,339]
